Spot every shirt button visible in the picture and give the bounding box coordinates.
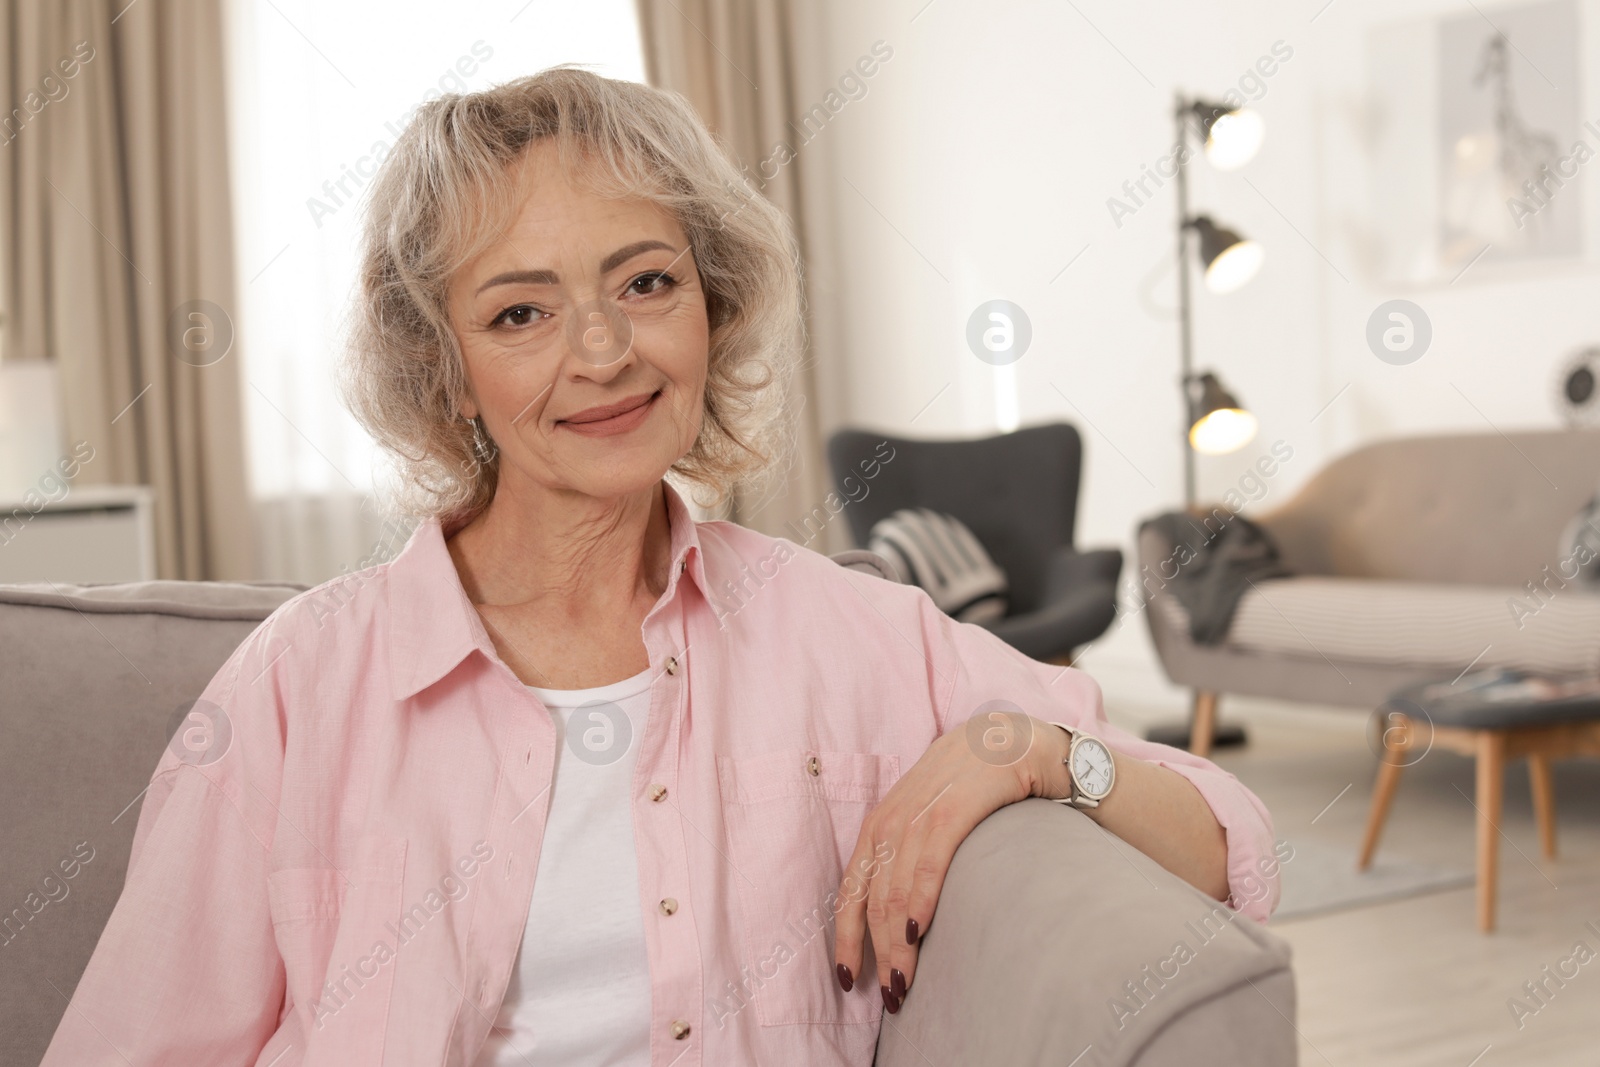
[659,897,678,916]
[665,656,679,676]
[807,755,820,776]
[679,559,687,575]
[649,784,668,802]
[671,1020,691,1040]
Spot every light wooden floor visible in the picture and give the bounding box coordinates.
[1111,696,1600,1066]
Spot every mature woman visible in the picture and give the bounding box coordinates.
[45,68,1278,1066]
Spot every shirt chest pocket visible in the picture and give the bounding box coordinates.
[716,750,900,1028]
[268,836,407,1065]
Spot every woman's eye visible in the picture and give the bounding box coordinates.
[628,271,677,296]
[492,304,542,328]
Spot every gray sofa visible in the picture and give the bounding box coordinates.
[1140,429,1600,754]
[1,570,1297,1065]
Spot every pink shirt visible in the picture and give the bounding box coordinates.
[44,479,1279,1067]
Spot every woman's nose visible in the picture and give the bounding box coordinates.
[563,298,636,379]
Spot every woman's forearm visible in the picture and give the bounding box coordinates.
[1030,718,1231,902]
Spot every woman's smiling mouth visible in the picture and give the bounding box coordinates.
[556,389,661,437]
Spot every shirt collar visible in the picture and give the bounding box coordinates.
[386,479,709,702]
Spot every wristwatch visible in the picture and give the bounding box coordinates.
[1044,721,1116,809]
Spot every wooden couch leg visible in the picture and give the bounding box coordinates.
[1191,691,1219,758]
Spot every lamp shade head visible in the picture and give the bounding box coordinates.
[1203,107,1264,170]
[1187,372,1257,455]
[1191,216,1263,294]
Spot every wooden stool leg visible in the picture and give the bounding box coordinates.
[1358,714,1412,870]
[1476,731,1506,933]
[1190,691,1219,758]
[1528,753,1557,860]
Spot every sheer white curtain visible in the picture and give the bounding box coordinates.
[222,0,646,584]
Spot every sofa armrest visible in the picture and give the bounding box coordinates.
[873,798,1296,1067]
[1136,523,1195,657]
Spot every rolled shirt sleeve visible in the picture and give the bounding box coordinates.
[917,591,1281,923]
[41,624,290,1065]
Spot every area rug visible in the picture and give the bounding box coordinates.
[1269,836,1474,922]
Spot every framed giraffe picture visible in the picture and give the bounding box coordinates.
[1368,0,1596,283]
[1439,0,1582,268]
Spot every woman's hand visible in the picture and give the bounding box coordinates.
[832,708,1067,1014]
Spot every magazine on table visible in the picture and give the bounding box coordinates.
[1417,668,1600,706]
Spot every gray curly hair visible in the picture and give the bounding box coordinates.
[338,65,805,529]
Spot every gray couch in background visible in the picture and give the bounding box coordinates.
[1140,429,1600,754]
[1,569,1296,1065]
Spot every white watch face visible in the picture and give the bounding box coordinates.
[1071,737,1114,799]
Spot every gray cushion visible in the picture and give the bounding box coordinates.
[870,508,1004,627]
[868,507,1009,624]
[1157,576,1600,676]
[1258,429,1600,586]
[1140,524,1543,709]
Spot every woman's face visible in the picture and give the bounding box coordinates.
[447,139,709,502]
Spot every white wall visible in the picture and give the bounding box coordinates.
[793,0,1600,714]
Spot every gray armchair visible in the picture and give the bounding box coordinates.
[3,555,1295,1065]
[829,423,1124,663]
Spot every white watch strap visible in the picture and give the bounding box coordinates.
[1045,720,1077,806]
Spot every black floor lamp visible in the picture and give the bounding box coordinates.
[1145,92,1266,753]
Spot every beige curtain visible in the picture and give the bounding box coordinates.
[0,0,253,580]
[635,0,844,550]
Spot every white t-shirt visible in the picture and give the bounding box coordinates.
[472,666,655,1066]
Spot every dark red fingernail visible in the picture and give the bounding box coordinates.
[881,985,901,1014]
[836,963,853,993]
[906,917,919,943]
[890,968,906,1000]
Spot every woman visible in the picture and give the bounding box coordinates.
[44,68,1277,1066]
